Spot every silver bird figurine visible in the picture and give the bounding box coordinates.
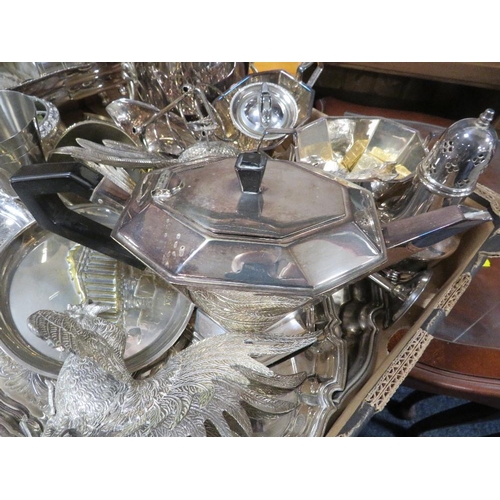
[27,303,315,437]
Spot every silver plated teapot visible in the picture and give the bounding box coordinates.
[10,152,491,335]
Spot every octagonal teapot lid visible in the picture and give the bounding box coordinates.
[112,152,387,296]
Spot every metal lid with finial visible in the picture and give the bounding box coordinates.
[111,152,387,296]
[417,108,498,199]
[388,109,498,220]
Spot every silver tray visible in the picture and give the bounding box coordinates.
[0,203,194,378]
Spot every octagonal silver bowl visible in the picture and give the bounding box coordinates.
[295,116,429,202]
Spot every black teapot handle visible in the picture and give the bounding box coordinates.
[10,162,145,269]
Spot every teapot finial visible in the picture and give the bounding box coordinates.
[234,152,267,194]
[478,108,495,127]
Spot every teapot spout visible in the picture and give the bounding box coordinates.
[382,205,492,268]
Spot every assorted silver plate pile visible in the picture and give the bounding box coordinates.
[0,62,498,437]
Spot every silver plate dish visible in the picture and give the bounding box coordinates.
[0,203,194,378]
[295,116,429,201]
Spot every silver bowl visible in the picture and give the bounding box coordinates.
[295,116,429,201]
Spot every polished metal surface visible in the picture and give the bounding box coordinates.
[0,171,34,238]
[58,135,240,171]
[51,119,138,151]
[0,90,44,177]
[106,98,197,156]
[369,269,433,325]
[48,119,141,182]
[27,304,316,436]
[57,138,175,169]
[2,62,132,107]
[32,96,66,158]
[0,347,50,420]
[0,203,194,378]
[296,116,428,201]
[0,386,44,436]
[134,62,246,116]
[254,280,384,436]
[230,81,298,140]
[213,70,315,151]
[190,279,387,437]
[108,152,390,336]
[1,62,498,438]
[112,154,386,297]
[387,109,498,220]
[0,62,82,87]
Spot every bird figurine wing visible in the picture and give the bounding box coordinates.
[55,139,176,169]
[28,304,132,384]
[116,332,317,437]
[27,304,317,437]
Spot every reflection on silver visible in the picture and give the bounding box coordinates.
[112,155,386,300]
[0,90,44,177]
[0,203,194,378]
[296,116,428,201]
[188,287,310,334]
[109,153,391,340]
[258,280,384,437]
[32,96,66,158]
[0,348,49,420]
[0,172,33,241]
[28,304,316,437]
[230,81,298,140]
[1,63,497,438]
[134,62,246,116]
[190,280,386,437]
[49,119,140,163]
[106,98,197,156]
[57,138,175,169]
[387,109,498,220]
[0,385,44,437]
[58,136,240,171]
[369,269,433,326]
[67,244,190,361]
[213,70,315,151]
[1,62,132,108]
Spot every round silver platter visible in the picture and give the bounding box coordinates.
[0,203,194,378]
